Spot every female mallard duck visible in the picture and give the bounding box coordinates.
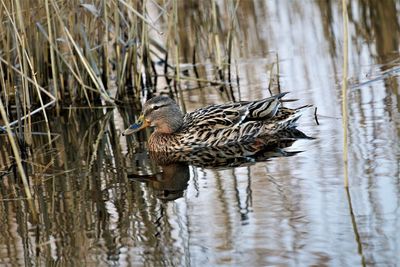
[123,93,309,152]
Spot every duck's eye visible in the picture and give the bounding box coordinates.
[153,105,159,111]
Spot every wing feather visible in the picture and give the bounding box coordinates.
[184,93,287,130]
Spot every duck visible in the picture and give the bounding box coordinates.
[122,93,310,152]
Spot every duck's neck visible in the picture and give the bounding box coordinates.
[148,132,180,152]
[154,120,182,134]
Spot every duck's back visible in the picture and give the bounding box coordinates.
[183,93,287,130]
[161,93,304,151]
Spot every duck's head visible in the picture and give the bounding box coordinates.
[123,96,184,136]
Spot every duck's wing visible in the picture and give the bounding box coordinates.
[184,93,288,130]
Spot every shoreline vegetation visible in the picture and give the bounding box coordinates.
[0,0,244,110]
[0,0,248,200]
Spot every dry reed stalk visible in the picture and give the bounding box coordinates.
[345,187,366,265]
[8,1,31,145]
[226,0,240,101]
[0,89,37,218]
[141,0,153,97]
[172,0,186,113]
[341,1,364,264]
[64,27,114,105]
[118,0,162,35]
[3,1,52,145]
[35,23,97,97]
[101,0,109,91]
[50,0,105,104]
[275,53,281,94]
[235,58,241,100]
[45,0,59,109]
[0,57,56,128]
[267,61,275,96]
[163,73,228,86]
[341,0,349,187]
[0,0,244,116]
[112,0,123,96]
[0,58,56,99]
[212,1,230,101]
[211,0,222,75]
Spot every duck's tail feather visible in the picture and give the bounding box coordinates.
[276,112,303,129]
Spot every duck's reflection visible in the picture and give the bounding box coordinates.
[131,163,190,201]
[127,129,310,201]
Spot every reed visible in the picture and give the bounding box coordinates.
[0,0,244,197]
[1,0,163,107]
[342,1,365,265]
[341,0,349,187]
[0,90,37,219]
[1,1,243,107]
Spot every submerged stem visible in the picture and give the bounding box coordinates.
[0,90,37,219]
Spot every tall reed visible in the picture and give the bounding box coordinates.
[341,0,349,187]
[0,1,243,200]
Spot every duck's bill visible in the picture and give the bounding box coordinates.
[122,115,149,136]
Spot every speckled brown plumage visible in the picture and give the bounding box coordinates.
[123,93,309,152]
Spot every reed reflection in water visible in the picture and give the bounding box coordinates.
[1,0,400,266]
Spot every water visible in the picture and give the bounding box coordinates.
[1,1,399,266]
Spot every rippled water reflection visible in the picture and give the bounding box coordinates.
[1,1,399,266]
